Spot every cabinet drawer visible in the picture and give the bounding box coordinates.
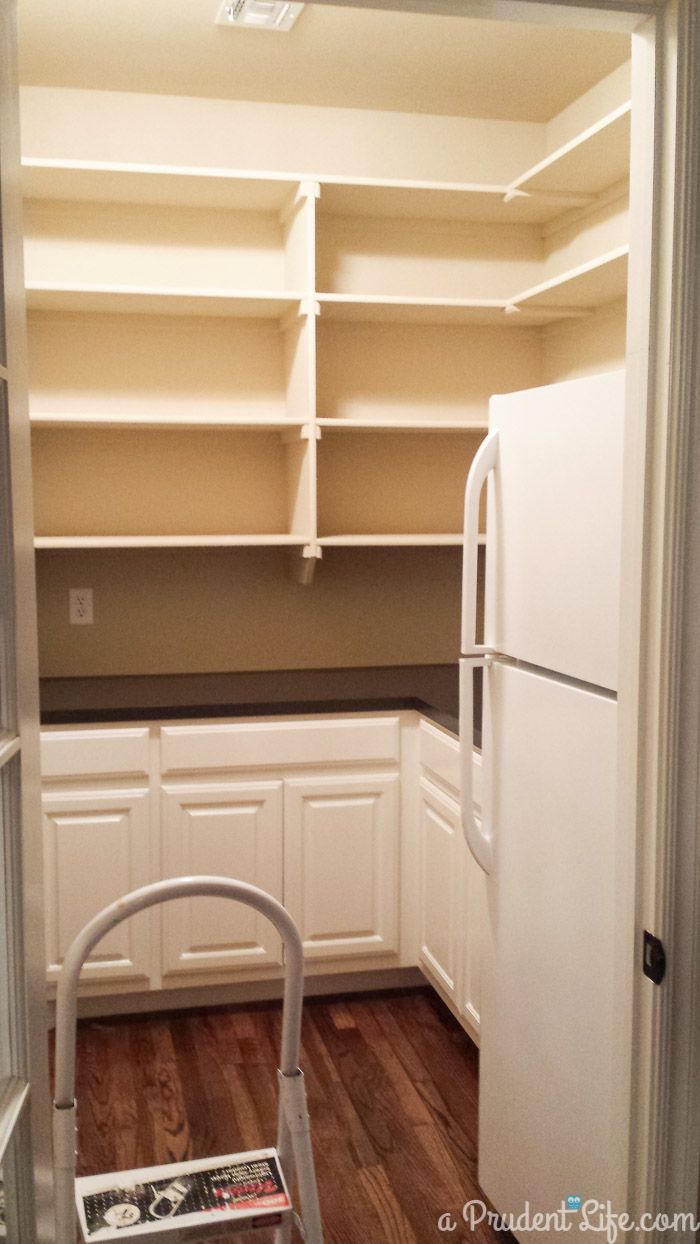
[41,727,151,779]
[160,716,400,774]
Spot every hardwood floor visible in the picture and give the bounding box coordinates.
[52,987,509,1243]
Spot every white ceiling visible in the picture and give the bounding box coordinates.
[18,0,630,122]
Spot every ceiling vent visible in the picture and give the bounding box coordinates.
[215,0,304,31]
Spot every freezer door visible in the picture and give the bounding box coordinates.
[478,660,624,1242]
[485,370,624,691]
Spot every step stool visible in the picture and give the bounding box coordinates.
[53,877,324,1243]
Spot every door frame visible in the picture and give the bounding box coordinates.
[1,2,53,1242]
[3,0,698,1236]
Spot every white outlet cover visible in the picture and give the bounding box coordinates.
[69,588,94,626]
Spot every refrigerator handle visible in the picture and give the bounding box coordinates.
[460,430,498,875]
[461,429,498,654]
[460,655,493,874]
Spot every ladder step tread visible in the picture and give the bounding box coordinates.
[75,1147,292,1240]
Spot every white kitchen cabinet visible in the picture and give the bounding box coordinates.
[418,719,485,1041]
[460,766,487,1037]
[42,785,152,986]
[40,713,486,1025]
[418,776,461,1003]
[40,714,405,995]
[284,772,400,963]
[160,779,284,977]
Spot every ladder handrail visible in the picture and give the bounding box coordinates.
[53,875,322,1244]
[54,875,305,1110]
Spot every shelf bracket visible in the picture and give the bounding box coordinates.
[298,179,321,202]
[289,544,322,586]
[281,425,308,445]
[503,187,528,204]
[279,180,321,227]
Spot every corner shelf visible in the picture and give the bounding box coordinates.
[508,245,629,313]
[506,102,631,206]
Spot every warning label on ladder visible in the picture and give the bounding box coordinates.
[75,1148,291,1240]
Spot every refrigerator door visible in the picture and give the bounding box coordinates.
[485,370,624,691]
[478,659,623,1241]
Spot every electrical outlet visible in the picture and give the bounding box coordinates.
[69,588,94,626]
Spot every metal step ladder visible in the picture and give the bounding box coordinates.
[53,876,324,1243]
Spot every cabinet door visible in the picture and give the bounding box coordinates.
[460,847,487,1036]
[284,772,399,961]
[42,786,152,985]
[460,751,486,1038]
[161,780,283,976]
[418,776,461,1003]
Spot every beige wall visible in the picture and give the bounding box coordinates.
[36,547,464,678]
[19,86,545,185]
[541,297,627,384]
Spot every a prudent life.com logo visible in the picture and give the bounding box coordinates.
[437,1198,700,1240]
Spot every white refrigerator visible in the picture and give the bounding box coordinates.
[460,370,626,1240]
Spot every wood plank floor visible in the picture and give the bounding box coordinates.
[52,987,510,1243]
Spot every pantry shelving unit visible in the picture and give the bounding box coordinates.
[22,87,630,569]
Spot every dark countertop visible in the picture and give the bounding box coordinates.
[40,664,468,738]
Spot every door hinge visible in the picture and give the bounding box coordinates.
[643,930,666,985]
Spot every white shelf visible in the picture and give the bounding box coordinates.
[507,103,631,204]
[22,159,302,212]
[34,534,309,549]
[509,245,629,312]
[317,178,554,225]
[30,414,309,432]
[317,293,585,327]
[318,534,486,547]
[317,292,591,326]
[25,284,305,319]
[317,293,507,325]
[23,159,577,227]
[317,419,487,433]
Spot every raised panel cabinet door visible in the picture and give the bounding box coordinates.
[42,786,152,984]
[460,846,487,1038]
[418,776,460,1003]
[460,750,485,1038]
[284,772,400,961]
[161,780,284,976]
